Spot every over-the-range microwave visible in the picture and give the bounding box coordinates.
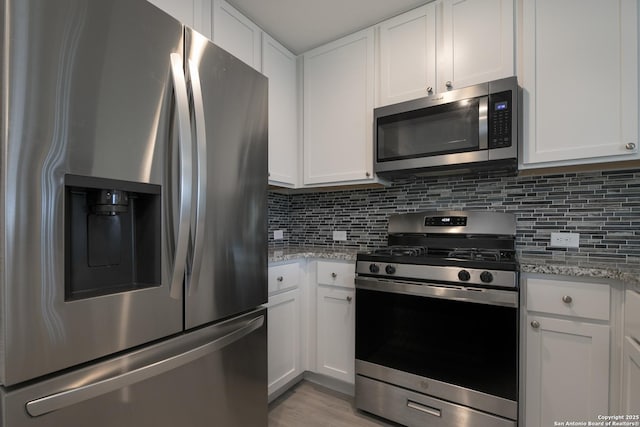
[374,77,521,177]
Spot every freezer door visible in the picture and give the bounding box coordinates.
[184,29,268,329]
[0,309,267,427]
[0,0,185,385]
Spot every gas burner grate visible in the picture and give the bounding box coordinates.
[372,246,428,257]
[447,248,503,261]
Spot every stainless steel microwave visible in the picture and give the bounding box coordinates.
[374,77,520,177]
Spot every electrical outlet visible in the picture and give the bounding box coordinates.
[550,232,579,248]
[333,230,347,241]
[273,230,284,240]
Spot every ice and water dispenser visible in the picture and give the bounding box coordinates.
[65,175,161,300]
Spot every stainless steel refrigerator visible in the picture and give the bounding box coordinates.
[0,0,268,425]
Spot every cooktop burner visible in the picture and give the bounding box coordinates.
[358,210,520,275]
[370,246,515,262]
[371,246,428,257]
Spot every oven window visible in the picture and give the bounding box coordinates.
[377,99,480,162]
[356,288,518,401]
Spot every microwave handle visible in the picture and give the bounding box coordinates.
[478,96,488,150]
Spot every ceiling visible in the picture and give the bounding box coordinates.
[225,0,431,55]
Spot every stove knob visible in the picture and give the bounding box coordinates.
[369,264,380,274]
[480,271,494,283]
[385,265,396,275]
[458,270,471,281]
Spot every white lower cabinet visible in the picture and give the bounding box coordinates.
[266,288,301,396]
[623,289,640,413]
[268,259,357,393]
[315,260,356,384]
[623,336,640,414]
[266,262,302,397]
[524,277,611,426]
[316,285,355,384]
[525,316,610,426]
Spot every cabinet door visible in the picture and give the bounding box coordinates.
[623,336,640,414]
[146,0,195,27]
[525,315,610,427]
[438,0,514,92]
[520,0,638,166]
[377,3,437,106]
[212,0,262,71]
[267,289,301,396]
[262,34,298,187]
[316,286,355,384]
[146,0,210,38]
[303,28,375,185]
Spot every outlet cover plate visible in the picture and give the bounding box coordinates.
[550,232,579,248]
[274,230,284,240]
[333,230,347,241]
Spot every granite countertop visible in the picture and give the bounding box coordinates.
[519,256,640,288]
[268,246,359,263]
[268,246,640,288]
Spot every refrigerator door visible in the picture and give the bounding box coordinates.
[0,309,267,427]
[0,0,184,385]
[184,29,268,329]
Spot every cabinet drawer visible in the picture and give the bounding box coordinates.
[268,262,300,294]
[526,278,610,321]
[317,261,355,288]
[626,290,640,342]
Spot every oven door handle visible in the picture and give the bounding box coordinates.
[355,277,518,308]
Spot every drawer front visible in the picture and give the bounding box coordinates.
[317,261,355,288]
[626,289,640,342]
[268,262,300,294]
[355,375,516,427]
[526,278,610,321]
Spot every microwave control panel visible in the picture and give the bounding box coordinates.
[488,90,512,149]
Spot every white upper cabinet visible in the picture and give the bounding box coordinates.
[520,0,638,167]
[146,0,211,36]
[378,3,437,106]
[146,0,195,27]
[212,0,262,71]
[438,0,514,92]
[262,34,299,187]
[303,28,375,185]
[377,0,514,106]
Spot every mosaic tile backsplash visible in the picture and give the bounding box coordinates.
[268,169,640,265]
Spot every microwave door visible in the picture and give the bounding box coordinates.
[375,97,489,172]
[0,0,185,387]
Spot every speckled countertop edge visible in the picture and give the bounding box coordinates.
[269,246,640,288]
[268,246,359,263]
[519,256,640,288]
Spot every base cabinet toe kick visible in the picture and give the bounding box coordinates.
[356,375,517,427]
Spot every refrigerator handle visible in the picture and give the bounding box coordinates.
[25,315,265,417]
[186,59,207,295]
[168,52,193,299]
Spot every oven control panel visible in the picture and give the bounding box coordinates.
[424,216,467,227]
[356,262,517,289]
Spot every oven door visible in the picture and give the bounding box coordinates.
[355,277,518,421]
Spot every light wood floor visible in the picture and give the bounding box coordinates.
[268,381,398,427]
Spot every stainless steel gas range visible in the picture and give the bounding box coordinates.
[355,211,519,427]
